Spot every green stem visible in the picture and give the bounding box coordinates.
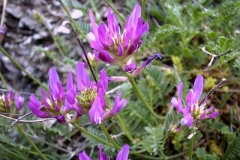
[125,73,163,121]
[188,128,195,160]
[130,151,187,159]
[41,17,66,57]
[99,123,121,149]
[0,71,8,89]
[26,133,70,153]
[0,146,27,160]
[115,114,134,142]
[89,0,98,17]
[71,122,115,148]
[0,46,47,90]
[16,125,47,160]
[58,0,85,38]
[141,0,147,20]
[104,0,125,25]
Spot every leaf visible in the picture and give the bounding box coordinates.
[140,126,164,155]
[221,136,240,160]
[76,21,91,34]
[195,147,219,160]
[216,36,233,54]
[171,56,184,74]
[154,25,180,42]
[163,110,179,132]
[64,0,88,15]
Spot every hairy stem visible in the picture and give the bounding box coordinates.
[0,46,47,90]
[99,123,121,149]
[0,71,8,89]
[67,23,98,83]
[116,114,134,142]
[71,122,115,148]
[125,73,163,121]
[16,125,47,160]
[0,0,7,27]
[188,128,195,160]
[141,0,147,20]
[36,14,66,58]
[104,0,125,25]
[57,0,85,38]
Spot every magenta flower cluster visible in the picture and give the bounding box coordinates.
[0,91,24,112]
[79,144,129,160]
[171,75,219,128]
[87,4,149,66]
[28,62,127,124]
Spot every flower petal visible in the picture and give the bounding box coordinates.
[177,82,184,113]
[192,75,203,103]
[55,115,66,124]
[89,96,104,124]
[98,146,110,160]
[15,95,24,110]
[99,70,108,93]
[78,150,92,160]
[76,62,91,90]
[29,94,49,118]
[116,144,130,160]
[123,62,136,72]
[112,92,127,115]
[132,53,162,76]
[180,113,194,128]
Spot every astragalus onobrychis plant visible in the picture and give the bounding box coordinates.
[0,0,240,160]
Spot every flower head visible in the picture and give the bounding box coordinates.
[29,68,71,124]
[87,4,148,66]
[67,62,109,124]
[78,145,129,160]
[171,75,219,128]
[0,91,14,112]
[15,95,24,111]
[109,53,162,82]
[116,144,130,160]
[78,150,91,160]
[103,92,127,120]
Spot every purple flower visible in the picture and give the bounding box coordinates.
[89,96,104,124]
[78,145,129,160]
[87,4,148,65]
[112,93,127,115]
[15,95,24,111]
[109,54,162,82]
[123,62,136,72]
[78,145,110,160]
[171,75,219,128]
[103,92,127,120]
[0,91,14,112]
[28,68,70,123]
[68,62,109,124]
[78,150,91,160]
[116,144,130,160]
[99,146,110,160]
[131,53,162,76]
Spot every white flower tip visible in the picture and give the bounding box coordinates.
[86,32,96,41]
[62,21,70,26]
[188,132,196,139]
[94,113,102,124]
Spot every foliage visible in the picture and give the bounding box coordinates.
[0,0,240,159]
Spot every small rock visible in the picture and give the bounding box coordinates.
[23,36,32,45]
[33,31,48,40]
[6,4,23,18]
[54,25,70,34]
[18,16,40,30]
[71,9,83,19]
